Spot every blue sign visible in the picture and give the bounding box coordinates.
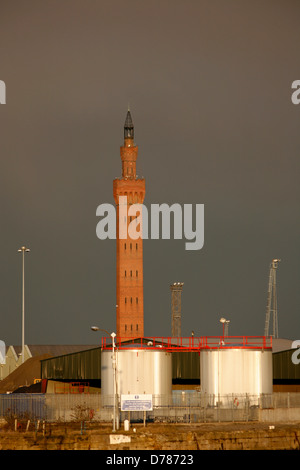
[121,394,153,411]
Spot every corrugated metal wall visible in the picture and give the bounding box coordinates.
[172,351,200,380]
[41,348,299,383]
[273,349,300,380]
[41,349,201,381]
[41,347,101,380]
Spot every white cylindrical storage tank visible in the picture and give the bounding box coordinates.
[200,348,272,400]
[101,347,172,398]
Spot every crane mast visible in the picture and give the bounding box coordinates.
[264,259,280,338]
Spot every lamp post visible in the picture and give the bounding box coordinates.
[18,246,30,364]
[220,317,230,343]
[220,317,226,340]
[91,326,117,431]
[111,332,116,432]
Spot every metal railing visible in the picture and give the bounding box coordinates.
[0,391,298,424]
[101,336,272,351]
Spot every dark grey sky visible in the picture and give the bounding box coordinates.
[0,0,299,346]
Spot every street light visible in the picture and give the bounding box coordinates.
[219,317,230,340]
[91,326,117,432]
[91,326,110,335]
[18,246,30,364]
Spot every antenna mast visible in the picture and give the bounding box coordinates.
[264,259,281,338]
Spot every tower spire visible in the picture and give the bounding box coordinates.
[124,109,134,140]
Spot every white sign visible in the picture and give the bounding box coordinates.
[109,434,131,444]
[121,394,153,411]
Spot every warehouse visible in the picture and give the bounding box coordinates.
[39,337,300,394]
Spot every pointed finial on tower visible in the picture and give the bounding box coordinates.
[124,108,134,140]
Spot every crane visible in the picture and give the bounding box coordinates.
[264,259,281,338]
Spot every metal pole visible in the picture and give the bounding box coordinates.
[18,246,30,364]
[90,326,117,432]
[111,332,116,432]
[22,249,25,364]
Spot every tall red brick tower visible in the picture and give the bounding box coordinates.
[113,110,145,340]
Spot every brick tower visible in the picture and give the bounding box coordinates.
[113,110,145,340]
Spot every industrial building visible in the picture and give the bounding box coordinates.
[3,112,298,406]
[37,337,300,395]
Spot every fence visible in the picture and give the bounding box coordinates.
[0,392,299,424]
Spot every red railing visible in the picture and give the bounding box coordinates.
[101,336,272,351]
